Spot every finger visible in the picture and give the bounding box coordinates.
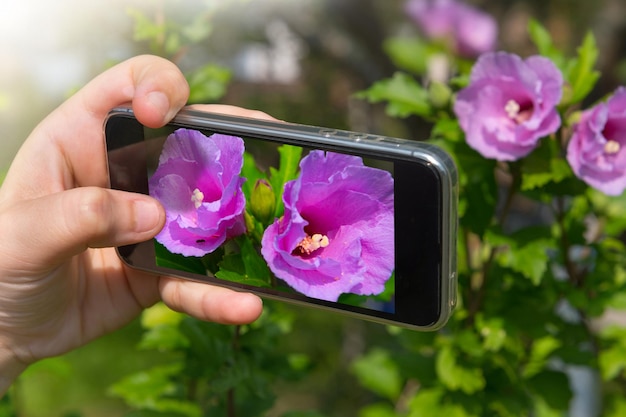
[0,187,164,270]
[67,54,189,129]
[3,55,189,199]
[186,104,279,122]
[159,278,263,325]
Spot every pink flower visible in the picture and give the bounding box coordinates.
[261,151,394,302]
[567,87,626,196]
[453,52,563,161]
[149,129,246,256]
[405,0,497,57]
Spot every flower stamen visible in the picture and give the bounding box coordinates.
[604,140,621,155]
[504,99,532,124]
[505,100,521,119]
[191,188,205,209]
[295,233,330,255]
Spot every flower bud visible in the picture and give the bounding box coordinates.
[250,179,276,224]
[244,211,256,235]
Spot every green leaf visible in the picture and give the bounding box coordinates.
[21,356,72,380]
[269,144,302,218]
[408,388,444,416]
[563,31,600,106]
[0,392,17,417]
[475,315,507,352]
[507,240,551,284]
[215,237,272,287]
[138,305,189,351]
[215,269,271,287]
[358,403,398,417]
[605,396,626,417]
[164,32,181,56]
[141,302,185,329]
[338,273,395,307]
[431,118,462,142]
[408,387,479,417]
[155,241,206,274]
[435,345,485,394]
[109,364,202,417]
[521,139,574,191]
[242,152,269,202]
[528,20,599,107]
[138,324,189,351]
[522,336,561,378]
[206,355,254,394]
[383,37,429,75]
[527,19,566,69]
[287,353,311,372]
[607,290,626,310]
[351,349,403,401]
[462,160,498,236]
[599,342,626,380]
[485,227,556,285]
[186,64,231,103]
[181,14,213,43]
[528,370,573,411]
[522,158,572,191]
[356,72,432,118]
[127,7,165,43]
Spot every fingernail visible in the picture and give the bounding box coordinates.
[134,199,161,233]
[145,91,171,119]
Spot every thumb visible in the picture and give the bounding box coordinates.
[0,187,164,271]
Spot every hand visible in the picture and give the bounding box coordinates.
[0,55,264,394]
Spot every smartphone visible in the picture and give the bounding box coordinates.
[104,106,458,330]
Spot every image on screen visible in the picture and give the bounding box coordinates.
[145,127,396,312]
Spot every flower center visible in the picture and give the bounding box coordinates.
[191,188,205,209]
[294,233,330,255]
[504,99,532,124]
[604,140,621,155]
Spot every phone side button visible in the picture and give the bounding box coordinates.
[349,133,367,142]
[319,129,337,138]
[449,271,457,309]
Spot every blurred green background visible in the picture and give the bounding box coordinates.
[3,0,626,416]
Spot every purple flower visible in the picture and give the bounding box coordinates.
[405,0,497,57]
[453,52,563,161]
[567,87,626,196]
[149,128,246,257]
[261,151,394,302]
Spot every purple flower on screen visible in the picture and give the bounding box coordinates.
[149,129,246,257]
[567,87,626,196]
[405,0,497,57]
[261,151,394,302]
[453,52,563,161]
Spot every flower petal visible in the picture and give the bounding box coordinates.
[149,129,247,256]
[261,150,394,301]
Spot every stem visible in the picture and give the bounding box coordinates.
[467,162,520,325]
[226,325,242,417]
[498,161,521,227]
[555,196,582,287]
[227,389,235,417]
[466,246,496,326]
[186,377,198,403]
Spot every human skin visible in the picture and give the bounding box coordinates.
[0,55,267,396]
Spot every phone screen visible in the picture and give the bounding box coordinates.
[146,126,397,313]
[106,110,454,329]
